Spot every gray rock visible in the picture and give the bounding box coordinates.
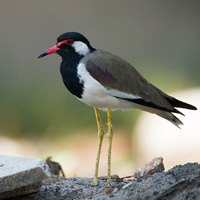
[10,162,200,200]
[0,155,51,199]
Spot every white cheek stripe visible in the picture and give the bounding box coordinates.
[72,41,90,56]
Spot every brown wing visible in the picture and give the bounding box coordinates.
[84,50,196,112]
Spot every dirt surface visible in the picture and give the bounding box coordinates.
[9,162,200,200]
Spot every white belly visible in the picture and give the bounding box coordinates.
[78,87,135,111]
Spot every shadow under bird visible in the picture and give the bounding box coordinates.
[38,32,197,185]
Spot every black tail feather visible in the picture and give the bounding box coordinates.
[167,97,197,110]
[173,108,184,116]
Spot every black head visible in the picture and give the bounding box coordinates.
[57,32,90,45]
[38,32,95,59]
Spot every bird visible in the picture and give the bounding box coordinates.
[38,32,197,185]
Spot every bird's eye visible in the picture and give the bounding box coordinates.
[66,39,74,45]
[57,39,74,47]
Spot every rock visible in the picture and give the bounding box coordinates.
[134,157,165,178]
[45,157,65,177]
[102,188,112,195]
[7,162,199,200]
[124,162,200,200]
[0,155,51,199]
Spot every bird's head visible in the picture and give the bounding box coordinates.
[38,32,95,59]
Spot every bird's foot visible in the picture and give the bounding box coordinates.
[90,181,98,186]
[90,177,98,186]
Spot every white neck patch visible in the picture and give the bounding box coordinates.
[72,41,90,56]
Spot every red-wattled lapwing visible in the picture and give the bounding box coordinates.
[38,32,197,185]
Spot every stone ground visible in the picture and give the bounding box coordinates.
[9,162,200,200]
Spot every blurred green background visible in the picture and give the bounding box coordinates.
[0,1,199,176]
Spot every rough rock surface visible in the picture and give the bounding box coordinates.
[134,157,164,178]
[0,155,51,199]
[10,162,200,200]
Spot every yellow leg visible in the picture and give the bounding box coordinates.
[107,108,113,186]
[91,107,104,185]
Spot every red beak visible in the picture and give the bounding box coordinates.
[38,45,60,58]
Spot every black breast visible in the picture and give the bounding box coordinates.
[60,54,84,98]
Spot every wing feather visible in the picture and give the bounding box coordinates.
[83,50,175,111]
[83,50,196,112]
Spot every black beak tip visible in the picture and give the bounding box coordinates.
[38,51,48,59]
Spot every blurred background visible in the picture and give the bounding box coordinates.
[0,1,200,177]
